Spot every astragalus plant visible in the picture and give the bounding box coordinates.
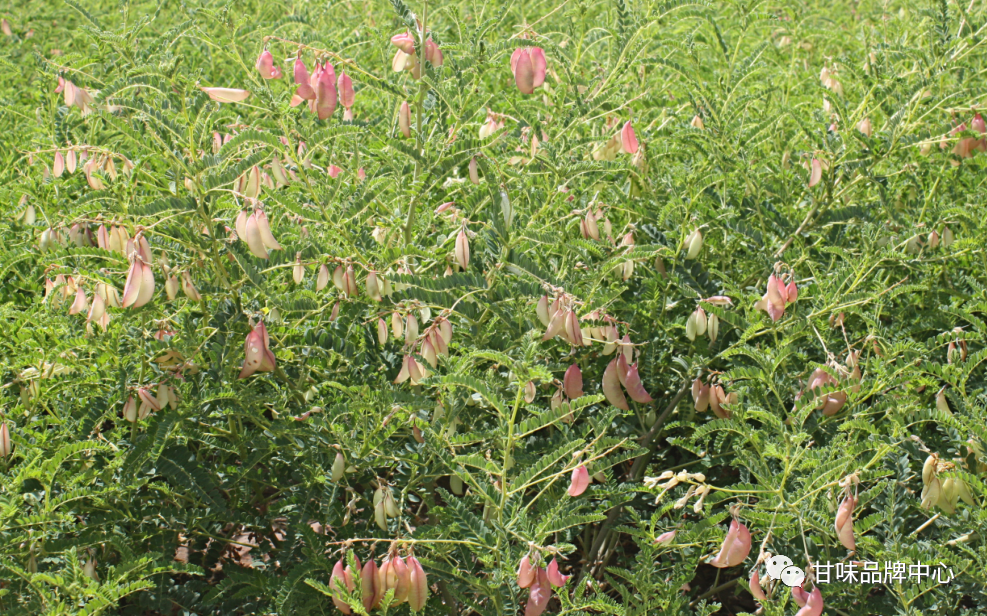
[1,0,987,614]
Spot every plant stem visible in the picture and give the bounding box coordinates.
[576,381,689,584]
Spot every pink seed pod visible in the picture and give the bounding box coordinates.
[523,381,537,403]
[53,151,65,177]
[391,556,411,604]
[835,494,856,551]
[137,386,161,419]
[563,310,583,346]
[655,530,677,545]
[181,272,202,301]
[200,87,250,103]
[424,40,444,67]
[511,47,547,95]
[524,567,551,616]
[568,465,590,497]
[293,254,305,285]
[391,31,416,54]
[856,117,872,137]
[366,271,383,302]
[338,72,354,111]
[238,321,276,379]
[330,559,351,613]
[754,274,788,321]
[243,212,269,258]
[361,559,380,611]
[792,584,809,607]
[255,50,282,79]
[399,101,412,138]
[808,157,822,187]
[293,57,316,101]
[602,358,630,410]
[535,295,551,327]
[255,208,281,250]
[709,518,751,568]
[121,261,154,309]
[68,287,89,315]
[749,569,766,601]
[455,227,470,269]
[0,422,13,458]
[795,586,824,616]
[563,363,583,399]
[407,555,428,611]
[620,121,639,154]
[517,554,536,588]
[122,396,138,423]
[546,558,569,587]
[468,157,479,184]
[314,64,338,120]
[622,362,653,403]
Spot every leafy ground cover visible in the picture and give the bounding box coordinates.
[2,0,987,614]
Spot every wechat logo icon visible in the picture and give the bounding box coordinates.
[765,554,806,588]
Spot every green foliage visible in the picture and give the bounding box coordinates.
[2,0,987,614]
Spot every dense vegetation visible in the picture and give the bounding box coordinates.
[2,0,987,614]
